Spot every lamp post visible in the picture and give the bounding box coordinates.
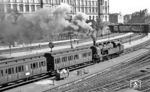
[68,32,73,49]
[40,0,43,8]
[97,0,102,37]
[97,0,102,26]
[49,41,54,52]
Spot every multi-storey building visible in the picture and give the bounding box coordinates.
[124,14,132,23]
[109,13,124,24]
[0,0,109,21]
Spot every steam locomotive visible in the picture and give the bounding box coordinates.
[0,40,124,86]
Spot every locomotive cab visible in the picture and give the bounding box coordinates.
[90,46,102,63]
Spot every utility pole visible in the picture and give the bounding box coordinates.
[97,0,102,36]
[98,0,101,23]
[40,0,43,8]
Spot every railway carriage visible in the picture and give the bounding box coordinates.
[0,55,47,86]
[44,40,124,79]
[44,47,93,79]
[0,40,124,85]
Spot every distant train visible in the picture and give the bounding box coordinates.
[0,40,124,86]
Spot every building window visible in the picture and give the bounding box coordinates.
[78,7,80,12]
[85,7,87,13]
[78,0,80,6]
[25,5,29,12]
[6,4,11,12]
[74,7,76,12]
[101,0,104,5]
[89,16,91,20]
[89,1,91,6]
[105,16,107,21]
[31,5,35,12]
[96,7,98,12]
[92,7,94,13]
[85,1,87,5]
[36,5,41,10]
[93,16,95,20]
[74,0,76,5]
[13,4,17,11]
[81,7,84,12]
[19,4,23,12]
[20,0,23,3]
[89,7,91,13]
[92,1,94,6]
[12,0,17,3]
[105,7,107,14]
[96,16,98,20]
[81,0,83,5]
[105,1,107,6]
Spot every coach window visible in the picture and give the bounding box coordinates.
[36,62,38,68]
[57,58,61,64]
[39,61,44,67]
[43,61,46,66]
[8,68,11,74]
[68,56,73,61]
[39,62,41,67]
[5,69,7,74]
[12,68,14,74]
[41,61,45,66]
[74,55,79,60]
[31,64,33,69]
[22,66,24,71]
[62,57,67,62]
[0,70,3,76]
[82,53,87,58]
[16,67,18,73]
[33,63,36,69]
[88,52,91,56]
[18,66,23,72]
[18,66,21,72]
[55,59,57,64]
[55,58,58,64]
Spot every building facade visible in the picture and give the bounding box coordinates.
[0,0,109,21]
[109,13,124,24]
[124,14,132,23]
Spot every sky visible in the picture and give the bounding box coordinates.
[110,0,150,15]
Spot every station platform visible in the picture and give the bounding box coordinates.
[124,33,150,49]
[0,33,133,58]
[0,39,78,50]
[5,44,150,92]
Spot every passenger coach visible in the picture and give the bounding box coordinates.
[0,40,124,85]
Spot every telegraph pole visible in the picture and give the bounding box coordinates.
[98,0,101,23]
[97,0,102,36]
[40,0,43,8]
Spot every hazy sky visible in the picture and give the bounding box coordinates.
[110,0,150,15]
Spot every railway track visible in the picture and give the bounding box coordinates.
[87,56,150,92]
[44,51,150,92]
[0,34,148,91]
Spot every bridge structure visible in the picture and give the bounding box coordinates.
[108,23,150,33]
